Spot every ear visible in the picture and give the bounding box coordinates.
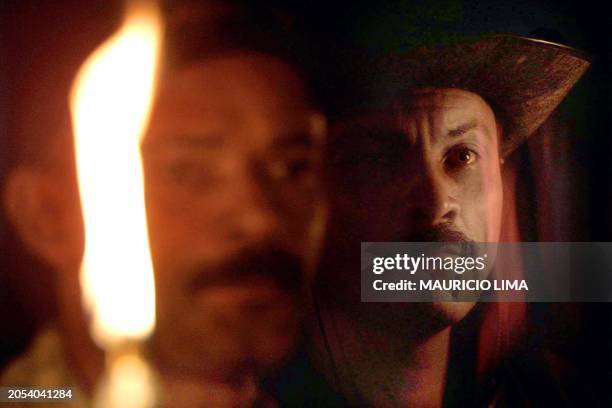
[3,166,83,270]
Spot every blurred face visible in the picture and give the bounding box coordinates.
[142,52,325,378]
[325,88,502,327]
[2,50,324,399]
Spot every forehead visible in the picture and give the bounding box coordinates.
[396,88,497,129]
[145,51,311,144]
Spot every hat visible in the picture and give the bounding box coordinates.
[369,34,590,156]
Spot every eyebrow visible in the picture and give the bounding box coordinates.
[143,133,226,151]
[447,120,479,138]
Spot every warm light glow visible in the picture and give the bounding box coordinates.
[70,2,163,347]
[95,353,157,408]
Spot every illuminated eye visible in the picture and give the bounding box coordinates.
[445,147,477,170]
[458,149,472,163]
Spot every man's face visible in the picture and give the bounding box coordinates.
[141,52,325,377]
[3,50,324,397]
[325,88,502,326]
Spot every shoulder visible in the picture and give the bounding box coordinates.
[1,326,73,388]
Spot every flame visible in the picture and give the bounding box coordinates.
[70,2,163,347]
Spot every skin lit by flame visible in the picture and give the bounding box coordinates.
[70,3,162,348]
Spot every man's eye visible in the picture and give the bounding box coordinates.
[445,147,478,170]
[268,158,315,182]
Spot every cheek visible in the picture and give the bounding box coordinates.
[459,165,503,242]
[144,182,225,266]
[272,185,325,256]
[145,180,322,262]
[477,164,503,241]
[485,171,503,241]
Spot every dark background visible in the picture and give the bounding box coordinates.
[1,0,611,404]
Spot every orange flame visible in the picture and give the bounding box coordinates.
[70,2,163,348]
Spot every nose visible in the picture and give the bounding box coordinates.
[226,163,281,244]
[407,162,459,227]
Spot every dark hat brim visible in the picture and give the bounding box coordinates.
[372,35,590,157]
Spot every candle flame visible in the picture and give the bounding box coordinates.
[70,2,163,348]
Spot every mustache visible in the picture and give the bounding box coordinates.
[402,224,476,259]
[402,223,473,243]
[188,247,304,294]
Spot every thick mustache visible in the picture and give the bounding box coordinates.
[188,248,303,293]
[403,224,473,243]
[402,224,476,259]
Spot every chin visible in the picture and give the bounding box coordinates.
[154,298,301,377]
[341,301,475,340]
[431,301,477,325]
